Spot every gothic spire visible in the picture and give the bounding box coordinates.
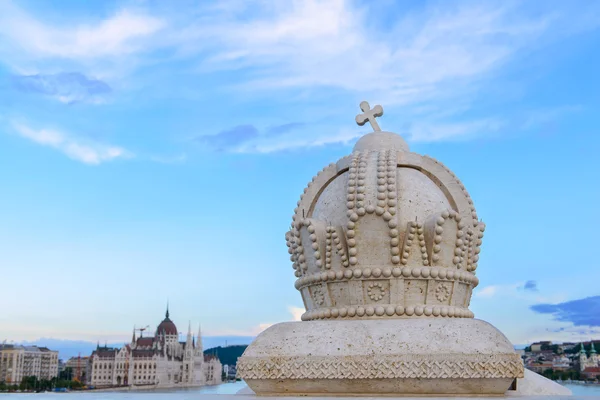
[166,301,170,319]
[591,341,597,354]
[197,323,203,352]
[186,321,193,345]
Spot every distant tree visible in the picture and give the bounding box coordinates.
[19,376,39,391]
[558,371,569,380]
[71,380,84,389]
[542,368,556,380]
[204,345,248,367]
[60,367,73,381]
[54,379,71,389]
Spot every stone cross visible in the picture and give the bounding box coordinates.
[355,101,384,131]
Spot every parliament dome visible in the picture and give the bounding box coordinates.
[156,307,178,335]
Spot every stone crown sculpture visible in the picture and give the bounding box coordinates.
[287,101,485,322]
[238,102,526,397]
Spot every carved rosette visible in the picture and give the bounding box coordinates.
[287,149,485,321]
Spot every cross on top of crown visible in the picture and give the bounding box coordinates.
[355,101,383,132]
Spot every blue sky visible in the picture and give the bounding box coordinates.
[1,0,599,348]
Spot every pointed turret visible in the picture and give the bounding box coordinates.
[197,323,203,352]
[132,326,136,344]
[591,341,597,354]
[580,342,587,354]
[186,321,193,345]
[166,301,170,319]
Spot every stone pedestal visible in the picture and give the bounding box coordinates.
[238,319,524,396]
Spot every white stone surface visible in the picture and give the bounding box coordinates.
[239,319,522,396]
[353,131,409,153]
[513,370,573,396]
[243,319,517,358]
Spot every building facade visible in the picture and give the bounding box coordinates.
[89,308,221,388]
[551,355,571,371]
[0,344,59,384]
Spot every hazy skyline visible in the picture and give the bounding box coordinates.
[1,0,599,347]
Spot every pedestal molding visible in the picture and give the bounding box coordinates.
[238,353,524,380]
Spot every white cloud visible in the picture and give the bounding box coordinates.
[407,118,504,142]
[186,1,552,98]
[474,281,568,305]
[520,105,583,130]
[245,305,306,335]
[1,1,581,97]
[178,0,593,150]
[0,3,164,60]
[227,118,501,153]
[475,285,500,298]
[206,305,305,337]
[288,306,304,322]
[12,122,132,165]
[1,0,598,153]
[237,128,362,154]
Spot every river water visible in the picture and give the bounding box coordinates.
[1,381,599,398]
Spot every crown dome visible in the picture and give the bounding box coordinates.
[353,131,409,153]
[286,102,485,321]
